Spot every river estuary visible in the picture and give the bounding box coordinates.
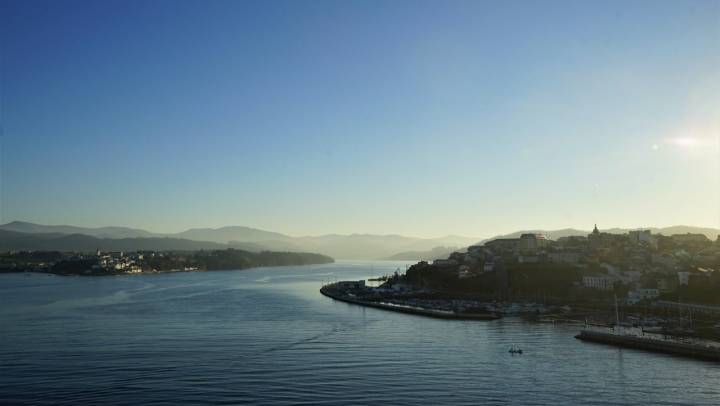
[1,260,719,405]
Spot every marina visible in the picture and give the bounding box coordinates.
[575,296,720,362]
[324,279,720,363]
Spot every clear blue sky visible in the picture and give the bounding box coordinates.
[1,0,718,238]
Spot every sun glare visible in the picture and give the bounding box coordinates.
[670,137,698,147]
[663,129,720,151]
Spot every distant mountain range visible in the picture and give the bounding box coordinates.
[0,221,161,239]
[0,221,479,260]
[2,221,716,260]
[0,229,266,253]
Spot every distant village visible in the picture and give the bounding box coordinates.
[0,249,334,275]
[0,250,199,274]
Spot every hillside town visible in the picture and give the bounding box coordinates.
[397,225,720,306]
[436,226,720,304]
[321,225,720,341]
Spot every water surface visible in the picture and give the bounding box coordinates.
[1,261,719,405]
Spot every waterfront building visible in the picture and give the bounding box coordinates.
[336,280,366,290]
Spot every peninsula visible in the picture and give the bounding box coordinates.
[322,225,720,345]
[0,248,334,276]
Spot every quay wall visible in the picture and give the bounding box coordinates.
[575,330,720,362]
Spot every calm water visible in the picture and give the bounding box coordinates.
[1,261,719,405]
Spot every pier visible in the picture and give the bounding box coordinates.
[575,328,720,362]
[320,285,500,321]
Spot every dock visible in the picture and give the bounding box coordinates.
[575,328,720,362]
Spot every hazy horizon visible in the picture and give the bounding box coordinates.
[2,0,719,238]
[2,218,718,241]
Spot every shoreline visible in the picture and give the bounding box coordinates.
[1,261,334,277]
[320,285,500,320]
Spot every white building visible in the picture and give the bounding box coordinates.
[582,274,614,290]
[678,271,691,286]
[627,288,660,305]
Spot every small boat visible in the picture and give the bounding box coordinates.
[508,346,523,354]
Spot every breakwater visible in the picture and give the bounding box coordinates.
[320,286,500,320]
[575,329,720,362]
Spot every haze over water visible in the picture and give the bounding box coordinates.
[2,262,719,405]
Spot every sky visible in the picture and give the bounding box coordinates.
[0,0,719,238]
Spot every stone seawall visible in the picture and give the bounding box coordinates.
[575,330,720,362]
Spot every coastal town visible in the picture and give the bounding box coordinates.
[0,248,334,275]
[322,225,720,346]
[408,224,720,308]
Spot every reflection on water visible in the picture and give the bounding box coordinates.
[1,260,719,405]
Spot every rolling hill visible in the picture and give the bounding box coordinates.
[0,222,479,259]
[0,229,263,252]
[0,221,161,239]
